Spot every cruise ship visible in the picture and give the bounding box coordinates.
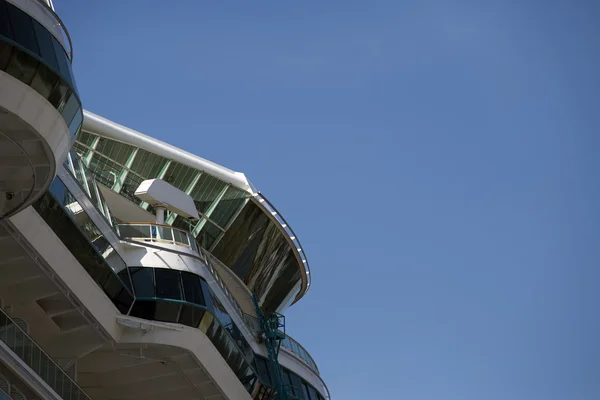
[0,1,330,399]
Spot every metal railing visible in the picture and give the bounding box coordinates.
[0,308,91,400]
[117,223,200,254]
[252,192,311,297]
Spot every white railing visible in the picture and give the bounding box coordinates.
[117,223,200,254]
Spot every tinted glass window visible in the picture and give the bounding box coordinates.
[48,80,69,109]
[181,272,204,305]
[32,20,58,71]
[255,358,272,386]
[307,385,319,400]
[289,373,306,399]
[68,108,83,138]
[7,4,39,54]
[129,267,154,297]
[179,304,204,327]
[0,0,13,40]
[6,49,38,84]
[51,35,71,85]
[0,40,12,70]
[30,63,57,99]
[155,269,182,300]
[154,301,181,323]
[60,91,79,125]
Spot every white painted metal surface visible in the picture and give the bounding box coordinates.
[134,179,200,220]
[83,110,253,193]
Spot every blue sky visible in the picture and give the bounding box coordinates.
[56,0,600,399]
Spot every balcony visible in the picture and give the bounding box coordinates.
[0,308,91,400]
[116,223,200,254]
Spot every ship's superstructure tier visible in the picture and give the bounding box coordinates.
[0,0,82,219]
[74,111,311,314]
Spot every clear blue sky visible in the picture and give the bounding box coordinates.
[56,1,600,399]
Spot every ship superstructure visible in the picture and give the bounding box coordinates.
[0,1,329,399]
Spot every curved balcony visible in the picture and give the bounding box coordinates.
[116,223,200,254]
[0,0,81,218]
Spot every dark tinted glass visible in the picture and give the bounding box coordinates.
[0,0,13,40]
[179,304,204,327]
[129,300,156,321]
[51,35,70,85]
[0,40,11,70]
[6,49,38,84]
[6,4,39,54]
[129,267,155,297]
[32,20,58,71]
[181,272,204,305]
[255,358,273,386]
[307,385,319,400]
[68,108,83,138]
[289,373,305,399]
[30,63,57,99]
[60,91,79,125]
[155,269,182,300]
[48,80,69,109]
[154,301,181,323]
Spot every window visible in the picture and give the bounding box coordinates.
[129,267,155,298]
[60,91,80,125]
[209,187,248,228]
[6,49,38,85]
[155,269,182,300]
[197,220,223,250]
[48,80,69,109]
[68,108,83,138]
[32,20,58,71]
[181,272,204,305]
[30,63,58,99]
[307,385,320,400]
[190,173,226,214]
[7,4,39,55]
[0,0,13,40]
[51,36,70,85]
[0,41,11,70]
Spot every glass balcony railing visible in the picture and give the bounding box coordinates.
[117,223,200,254]
[0,308,91,400]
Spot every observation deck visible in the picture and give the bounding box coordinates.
[77,111,311,313]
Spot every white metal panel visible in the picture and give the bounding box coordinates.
[82,110,253,193]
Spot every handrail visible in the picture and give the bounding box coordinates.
[252,192,311,298]
[33,0,74,62]
[117,223,200,254]
[0,308,91,399]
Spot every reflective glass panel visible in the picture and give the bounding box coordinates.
[181,272,204,305]
[32,19,58,71]
[0,0,13,40]
[6,49,38,85]
[129,267,155,297]
[30,62,58,99]
[190,173,226,214]
[0,40,12,70]
[155,269,182,300]
[6,4,39,54]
